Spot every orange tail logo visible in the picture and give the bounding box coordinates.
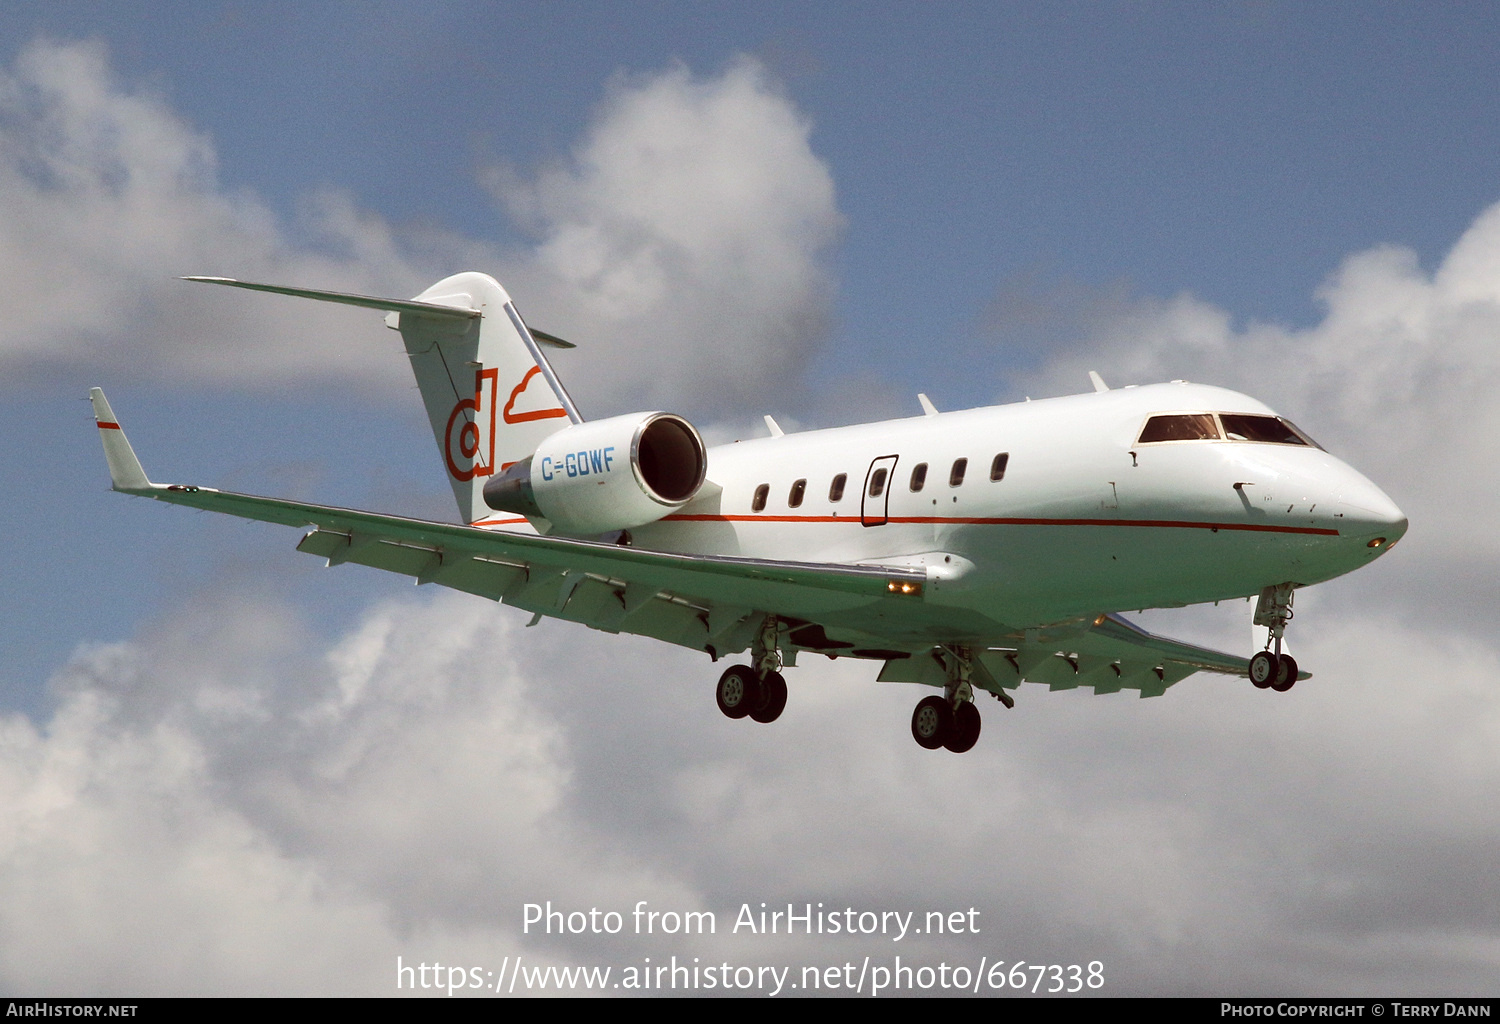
[444,368,498,481]
[503,365,569,424]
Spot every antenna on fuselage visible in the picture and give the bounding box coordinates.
[1089,371,1110,392]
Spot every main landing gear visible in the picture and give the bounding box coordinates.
[911,695,981,753]
[910,645,1001,753]
[715,664,787,723]
[711,628,1003,752]
[714,617,788,725]
[1249,582,1299,692]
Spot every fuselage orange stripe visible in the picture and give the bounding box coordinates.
[660,513,1339,536]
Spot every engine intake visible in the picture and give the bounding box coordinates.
[483,412,707,535]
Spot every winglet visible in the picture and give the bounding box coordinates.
[918,393,939,416]
[763,415,785,438]
[1089,371,1109,393]
[89,388,155,493]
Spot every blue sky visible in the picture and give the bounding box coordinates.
[2,1,1499,995]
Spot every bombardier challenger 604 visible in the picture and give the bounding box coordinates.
[92,273,1407,752]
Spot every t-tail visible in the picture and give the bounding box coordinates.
[184,273,580,525]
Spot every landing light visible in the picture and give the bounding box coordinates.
[887,580,923,596]
[1368,537,1386,548]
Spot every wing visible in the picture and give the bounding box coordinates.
[93,388,1260,688]
[90,389,924,660]
[877,611,1263,698]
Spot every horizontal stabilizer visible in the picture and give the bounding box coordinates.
[182,276,576,348]
[527,327,576,350]
[182,276,481,320]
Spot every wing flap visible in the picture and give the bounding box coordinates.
[879,612,1245,698]
[293,520,729,651]
[295,529,528,601]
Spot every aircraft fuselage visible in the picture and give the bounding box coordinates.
[628,382,1405,643]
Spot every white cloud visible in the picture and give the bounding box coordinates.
[0,41,839,421]
[2,579,1498,995]
[485,57,840,418]
[0,40,440,392]
[0,592,698,995]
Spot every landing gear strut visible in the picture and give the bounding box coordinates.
[713,617,788,725]
[1250,583,1299,692]
[910,645,989,753]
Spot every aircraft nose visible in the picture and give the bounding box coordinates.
[1337,473,1408,552]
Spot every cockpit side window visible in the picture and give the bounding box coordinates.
[1137,414,1221,443]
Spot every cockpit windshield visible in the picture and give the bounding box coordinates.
[1219,414,1315,445]
[1137,413,1321,449]
[1137,414,1220,443]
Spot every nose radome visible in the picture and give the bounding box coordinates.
[1338,474,1408,546]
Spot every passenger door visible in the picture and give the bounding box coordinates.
[861,455,899,527]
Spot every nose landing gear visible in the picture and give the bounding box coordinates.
[1249,583,1299,692]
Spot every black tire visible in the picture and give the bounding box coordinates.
[944,701,981,753]
[911,695,953,750]
[1249,650,1277,689]
[1271,653,1298,692]
[750,671,788,723]
[716,665,758,719]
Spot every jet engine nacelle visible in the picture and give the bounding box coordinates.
[482,412,707,536]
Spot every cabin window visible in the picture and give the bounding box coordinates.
[752,483,769,512]
[949,458,967,487]
[868,467,888,498]
[1138,414,1220,443]
[788,478,807,508]
[829,473,847,502]
[909,463,928,492]
[990,452,1009,481]
[1220,414,1315,447]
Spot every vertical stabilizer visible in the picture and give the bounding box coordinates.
[391,273,579,525]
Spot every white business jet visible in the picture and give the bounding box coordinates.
[92,273,1407,753]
